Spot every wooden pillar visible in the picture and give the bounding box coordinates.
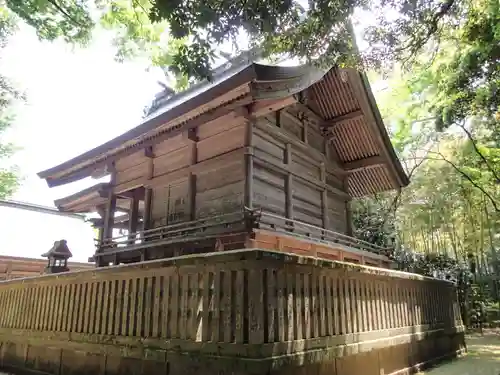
[143,188,152,231]
[285,143,293,220]
[97,226,104,246]
[101,188,116,267]
[343,177,353,236]
[244,118,254,209]
[103,193,116,242]
[320,162,328,232]
[284,143,294,232]
[144,146,154,233]
[185,128,198,220]
[128,191,139,244]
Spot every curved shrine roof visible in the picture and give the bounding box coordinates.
[38,55,409,198]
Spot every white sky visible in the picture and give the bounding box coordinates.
[0,24,164,261]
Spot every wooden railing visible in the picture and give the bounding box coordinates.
[96,210,250,251]
[0,250,462,347]
[95,209,390,258]
[256,211,389,255]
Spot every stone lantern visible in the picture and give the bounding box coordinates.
[42,240,72,274]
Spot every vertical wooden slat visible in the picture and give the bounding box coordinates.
[267,269,277,343]
[121,279,130,336]
[319,274,326,337]
[235,270,245,343]
[136,277,145,337]
[39,286,47,330]
[82,283,92,333]
[325,275,333,336]
[350,278,358,333]
[201,272,211,342]
[112,280,122,335]
[194,272,202,341]
[379,281,388,330]
[360,279,368,332]
[162,274,171,339]
[392,284,400,328]
[312,272,319,338]
[61,284,71,332]
[333,276,340,335]
[277,269,286,342]
[52,286,60,331]
[44,285,54,331]
[295,272,303,340]
[95,282,104,334]
[52,285,61,331]
[170,272,180,339]
[376,282,383,330]
[21,288,30,329]
[66,284,75,332]
[384,284,391,329]
[13,289,21,329]
[403,285,410,327]
[367,280,375,331]
[129,278,138,336]
[344,276,352,333]
[355,278,363,332]
[30,287,40,330]
[287,272,295,341]
[303,272,311,339]
[223,271,233,343]
[13,288,22,329]
[74,284,83,333]
[152,276,162,338]
[88,282,97,334]
[178,274,187,340]
[211,270,221,342]
[144,277,153,338]
[248,268,264,344]
[100,281,110,334]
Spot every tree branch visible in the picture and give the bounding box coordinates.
[427,152,500,212]
[457,122,500,183]
[46,0,86,28]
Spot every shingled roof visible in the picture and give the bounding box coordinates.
[38,54,408,197]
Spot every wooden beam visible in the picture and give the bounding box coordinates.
[323,109,363,128]
[293,102,324,126]
[45,96,253,188]
[248,97,297,119]
[344,155,385,172]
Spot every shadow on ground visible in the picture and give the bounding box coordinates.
[419,331,500,375]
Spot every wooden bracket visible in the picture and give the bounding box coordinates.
[144,146,155,158]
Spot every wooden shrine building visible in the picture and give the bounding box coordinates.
[2,55,465,375]
[38,55,408,268]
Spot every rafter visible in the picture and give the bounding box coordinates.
[323,109,363,128]
[344,155,385,172]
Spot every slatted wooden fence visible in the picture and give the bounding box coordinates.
[0,249,465,375]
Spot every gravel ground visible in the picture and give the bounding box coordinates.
[419,330,500,375]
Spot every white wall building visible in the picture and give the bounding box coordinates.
[0,200,95,262]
